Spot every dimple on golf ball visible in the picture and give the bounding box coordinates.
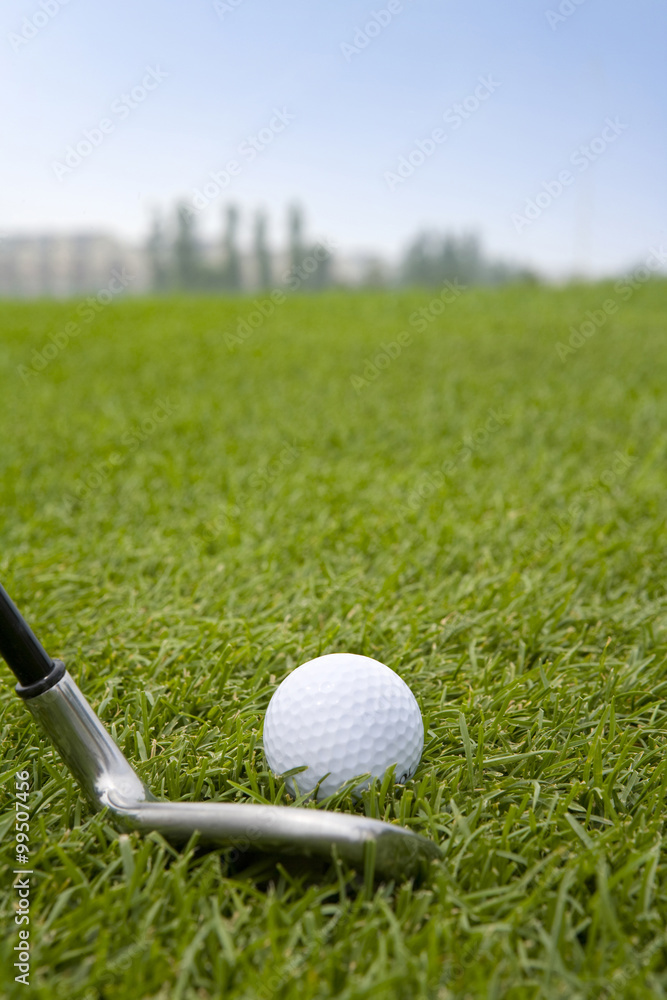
[263,653,424,800]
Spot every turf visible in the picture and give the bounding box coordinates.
[1,281,666,999]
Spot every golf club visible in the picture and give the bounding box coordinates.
[0,581,440,879]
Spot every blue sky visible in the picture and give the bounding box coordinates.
[2,0,665,277]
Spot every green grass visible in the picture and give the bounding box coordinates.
[1,282,666,999]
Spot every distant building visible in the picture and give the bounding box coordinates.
[0,231,388,296]
[0,233,149,298]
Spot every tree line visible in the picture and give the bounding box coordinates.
[145,202,539,292]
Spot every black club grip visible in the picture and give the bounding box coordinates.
[0,582,54,686]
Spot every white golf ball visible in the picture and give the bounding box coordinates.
[263,653,424,800]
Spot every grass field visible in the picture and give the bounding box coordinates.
[1,281,666,999]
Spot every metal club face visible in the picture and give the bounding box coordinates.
[0,583,440,879]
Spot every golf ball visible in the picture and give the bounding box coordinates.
[263,653,423,800]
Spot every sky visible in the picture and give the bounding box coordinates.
[1,0,665,278]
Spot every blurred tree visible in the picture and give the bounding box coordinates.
[146,211,169,291]
[288,203,305,275]
[401,234,431,286]
[304,242,332,290]
[222,205,242,291]
[400,230,535,287]
[286,203,333,291]
[254,211,272,289]
[173,204,201,290]
[457,233,484,283]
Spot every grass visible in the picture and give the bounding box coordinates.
[1,281,666,999]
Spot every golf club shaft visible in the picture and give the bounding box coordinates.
[0,581,54,686]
